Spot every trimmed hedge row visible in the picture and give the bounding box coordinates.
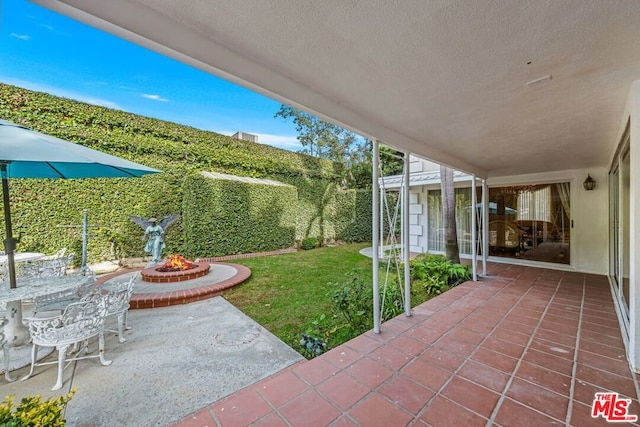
[182,174,297,257]
[0,83,371,260]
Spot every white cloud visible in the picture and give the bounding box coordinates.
[10,33,31,41]
[0,77,121,109]
[39,24,54,30]
[254,133,302,151]
[141,94,169,102]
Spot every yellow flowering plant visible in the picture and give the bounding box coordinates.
[0,389,75,426]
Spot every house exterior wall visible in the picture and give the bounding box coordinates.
[489,168,608,275]
[403,156,609,275]
[624,81,640,371]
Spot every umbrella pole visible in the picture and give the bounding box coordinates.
[1,163,17,289]
[1,163,29,349]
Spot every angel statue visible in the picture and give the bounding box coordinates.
[129,214,180,265]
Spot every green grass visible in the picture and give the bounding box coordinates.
[224,243,373,351]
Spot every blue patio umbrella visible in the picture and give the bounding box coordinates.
[0,119,161,289]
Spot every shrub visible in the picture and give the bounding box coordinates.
[0,390,75,426]
[300,237,319,250]
[182,173,297,257]
[299,333,327,358]
[299,271,410,358]
[410,253,471,296]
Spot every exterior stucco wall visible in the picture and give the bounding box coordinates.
[624,81,640,371]
[489,168,608,275]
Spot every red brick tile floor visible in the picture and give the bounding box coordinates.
[172,263,639,426]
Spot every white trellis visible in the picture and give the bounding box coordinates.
[372,141,411,333]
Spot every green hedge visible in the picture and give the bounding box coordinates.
[182,174,297,257]
[0,84,360,260]
[333,190,373,242]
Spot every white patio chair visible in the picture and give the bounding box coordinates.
[103,273,138,343]
[41,248,66,261]
[19,252,74,279]
[22,292,112,391]
[33,270,96,315]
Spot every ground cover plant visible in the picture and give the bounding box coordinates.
[226,243,469,357]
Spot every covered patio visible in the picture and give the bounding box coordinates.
[173,263,637,426]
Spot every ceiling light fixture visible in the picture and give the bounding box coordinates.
[526,74,553,88]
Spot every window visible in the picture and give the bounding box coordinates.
[488,183,570,264]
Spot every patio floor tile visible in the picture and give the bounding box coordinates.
[175,408,216,427]
[418,395,488,426]
[257,370,310,408]
[252,413,288,427]
[441,376,501,419]
[279,390,340,426]
[212,388,272,426]
[515,360,572,396]
[419,344,467,372]
[493,398,564,426]
[322,346,364,369]
[522,347,574,376]
[577,350,632,378]
[349,393,413,426]
[378,375,436,415]
[292,357,338,386]
[316,372,370,410]
[506,377,569,421]
[470,347,519,373]
[401,359,452,391]
[480,335,527,359]
[173,263,640,427]
[345,357,394,388]
[368,344,413,370]
[458,358,511,393]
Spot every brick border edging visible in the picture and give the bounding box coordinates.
[197,247,297,262]
[96,263,251,309]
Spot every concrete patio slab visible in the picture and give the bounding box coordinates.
[0,297,303,426]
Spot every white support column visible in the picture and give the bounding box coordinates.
[482,179,489,276]
[372,140,381,334]
[628,83,640,371]
[403,151,411,316]
[379,186,384,258]
[471,175,477,281]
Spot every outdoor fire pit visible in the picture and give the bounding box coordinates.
[140,254,210,283]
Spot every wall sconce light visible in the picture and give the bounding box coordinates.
[583,174,596,191]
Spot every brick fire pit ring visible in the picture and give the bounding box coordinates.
[140,262,210,283]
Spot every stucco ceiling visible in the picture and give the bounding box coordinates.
[33,0,640,178]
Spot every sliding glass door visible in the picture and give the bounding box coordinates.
[486,183,571,264]
[610,138,630,334]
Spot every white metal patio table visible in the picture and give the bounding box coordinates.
[0,274,94,374]
[0,252,45,265]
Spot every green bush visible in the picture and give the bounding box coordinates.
[409,254,471,296]
[300,271,409,358]
[0,391,75,426]
[182,173,297,257]
[0,84,369,260]
[300,237,319,250]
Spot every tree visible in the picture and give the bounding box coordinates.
[275,105,358,164]
[440,165,460,263]
[275,105,403,189]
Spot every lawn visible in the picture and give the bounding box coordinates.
[224,242,374,352]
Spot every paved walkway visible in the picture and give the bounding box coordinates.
[173,263,639,426]
[0,297,303,426]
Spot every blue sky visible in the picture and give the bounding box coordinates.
[0,0,303,151]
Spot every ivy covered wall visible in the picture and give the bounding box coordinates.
[0,83,371,261]
[182,174,298,257]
